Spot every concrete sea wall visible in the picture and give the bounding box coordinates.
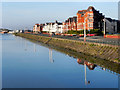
[15,33,120,64]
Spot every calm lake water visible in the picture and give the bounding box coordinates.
[1,34,119,88]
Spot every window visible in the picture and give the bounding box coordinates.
[89,9,92,11]
[88,13,93,17]
[88,19,93,22]
[89,23,93,27]
[81,14,84,17]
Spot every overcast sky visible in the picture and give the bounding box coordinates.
[2,2,118,30]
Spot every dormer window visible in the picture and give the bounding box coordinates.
[81,14,84,17]
[89,9,92,11]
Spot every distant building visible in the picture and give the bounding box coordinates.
[15,30,20,33]
[33,24,40,32]
[42,20,63,34]
[68,17,73,31]
[32,6,120,35]
[0,31,8,34]
[77,6,104,30]
[24,30,32,33]
[62,20,69,33]
[63,6,104,32]
[62,16,77,33]
[104,18,120,34]
[72,16,77,30]
[8,30,14,34]
[39,24,44,32]
[20,30,24,33]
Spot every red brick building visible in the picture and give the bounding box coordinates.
[62,16,77,33]
[77,6,104,30]
[71,16,77,30]
[33,24,44,33]
[62,20,68,33]
[33,24,40,32]
[68,17,73,30]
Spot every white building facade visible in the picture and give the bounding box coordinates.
[33,24,40,32]
[42,21,63,34]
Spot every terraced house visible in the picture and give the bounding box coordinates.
[33,24,40,32]
[33,6,119,34]
[62,6,104,32]
[42,20,63,34]
[104,18,120,34]
[77,6,104,31]
[33,21,63,34]
[62,16,77,33]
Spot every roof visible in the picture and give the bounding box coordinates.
[105,18,117,22]
[58,23,62,25]
[49,23,55,25]
[77,6,95,14]
[77,10,87,14]
[87,6,95,11]
[68,17,73,22]
[65,20,68,23]
[73,17,77,22]
[35,24,39,25]
[37,20,62,26]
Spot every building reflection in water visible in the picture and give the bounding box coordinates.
[24,41,27,51]
[49,48,54,63]
[77,59,97,70]
[34,44,36,52]
[77,59,97,85]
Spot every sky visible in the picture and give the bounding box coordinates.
[1,2,119,30]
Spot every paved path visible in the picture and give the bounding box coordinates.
[79,36,120,45]
[32,33,120,46]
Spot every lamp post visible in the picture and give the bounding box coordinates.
[84,16,89,42]
[103,18,106,38]
[84,21,86,42]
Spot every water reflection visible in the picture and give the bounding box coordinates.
[22,35,118,76]
[84,64,90,85]
[24,40,27,51]
[34,44,36,52]
[77,59,97,70]
[2,34,119,88]
[49,48,54,63]
[77,59,97,85]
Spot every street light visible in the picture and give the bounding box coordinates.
[103,18,106,38]
[84,21,86,42]
[84,16,89,42]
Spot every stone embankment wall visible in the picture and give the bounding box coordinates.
[15,33,120,64]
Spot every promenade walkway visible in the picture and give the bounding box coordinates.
[32,33,120,46]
